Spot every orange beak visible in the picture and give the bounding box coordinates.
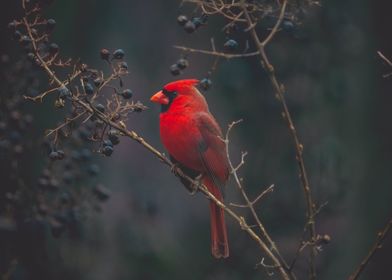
[150,90,169,105]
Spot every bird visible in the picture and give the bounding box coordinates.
[150,79,230,258]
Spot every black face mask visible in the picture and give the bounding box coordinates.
[160,89,177,113]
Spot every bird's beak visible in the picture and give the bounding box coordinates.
[150,90,169,105]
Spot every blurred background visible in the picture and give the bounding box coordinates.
[1,0,392,279]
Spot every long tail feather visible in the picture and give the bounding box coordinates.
[204,177,229,258]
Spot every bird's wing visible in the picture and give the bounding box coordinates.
[196,112,230,194]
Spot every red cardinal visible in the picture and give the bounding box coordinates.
[151,79,230,258]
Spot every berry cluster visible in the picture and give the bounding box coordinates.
[1,0,150,248]
[8,0,147,161]
[177,14,208,34]
[170,57,189,76]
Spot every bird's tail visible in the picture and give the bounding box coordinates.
[204,177,229,258]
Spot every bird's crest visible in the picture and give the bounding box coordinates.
[163,79,199,92]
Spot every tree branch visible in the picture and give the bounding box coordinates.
[173,45,259,59]
[240,1,317,278]
[224,120,295,280]
[348,217,392,280]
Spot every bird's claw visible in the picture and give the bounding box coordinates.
[170,163,180,175]
[189,174,202,195]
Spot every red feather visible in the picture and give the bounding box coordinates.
[151,79,230,258]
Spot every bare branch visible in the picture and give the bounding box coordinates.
[377,51,392,67]
[230,184,274,208]
[240,1,318,278]
[348,217,392,280]
[173,45,259,59]
[224,120,294,279]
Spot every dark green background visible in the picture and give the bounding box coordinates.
[1,0,392,279]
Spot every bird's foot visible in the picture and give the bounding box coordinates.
[189,174,202,195]
[170,163,180,175]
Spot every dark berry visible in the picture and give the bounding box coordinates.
[46,19,56,31]
[50,219,65,238]
[224,39,238,51]
[71,150,81,161]
[8,21,17,29]
[281,19,295,32]
[10,111,21,121]
[103,139,113,147]
[87,164,100,176]
[102,145,113,156]
[23,45,33,54]
[56,150,65,160]
[108,129,120,145]
[20,35,31,46]
[100,48,110,60]
[84,83,94,95]
[27,52,35,62]
[31,28,38,36]
[111,113,121,122]
[200,14,208,24]
[93,184,111,201]
[49,43,59,54]
[93,78,102,87]
[58,86,71,99]
[49,151,59,160]
[0,140,10,151]
[200,78,212,91]
[63,172,74,184]
[184,21,196,33]
[80,63,88,72]
[38,177,49,188]
[24,114,33,124]
[48,178,59,190]
[170,64,181,75]
[13,31,22,40]
[120,61,128,70]
[38,203,48,215]
[177,15,188,26]
[95,103,105,113]
[0,122,6,135]
[9,131,21,144]
[121,89,133,99]
[176,58,188,70]
[113,49,125,59]
[95,119,104,128]
[192,17,203,28]
[41,168,51,179]
[80,148,91,161]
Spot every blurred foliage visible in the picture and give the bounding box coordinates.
[1,0,392,280]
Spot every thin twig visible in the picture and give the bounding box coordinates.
[173,45,259,59]
[377,51,392,78]
[348,217,392,280]
[230,184,274,208]
[289,202,328,271]
[224,120,295,280]
[377,51,392,67]
[46,110,87,137]
[240,1,318,278]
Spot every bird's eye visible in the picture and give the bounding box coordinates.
[162,89,177,99]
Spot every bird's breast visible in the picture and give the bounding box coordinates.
[159,112,203,171]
